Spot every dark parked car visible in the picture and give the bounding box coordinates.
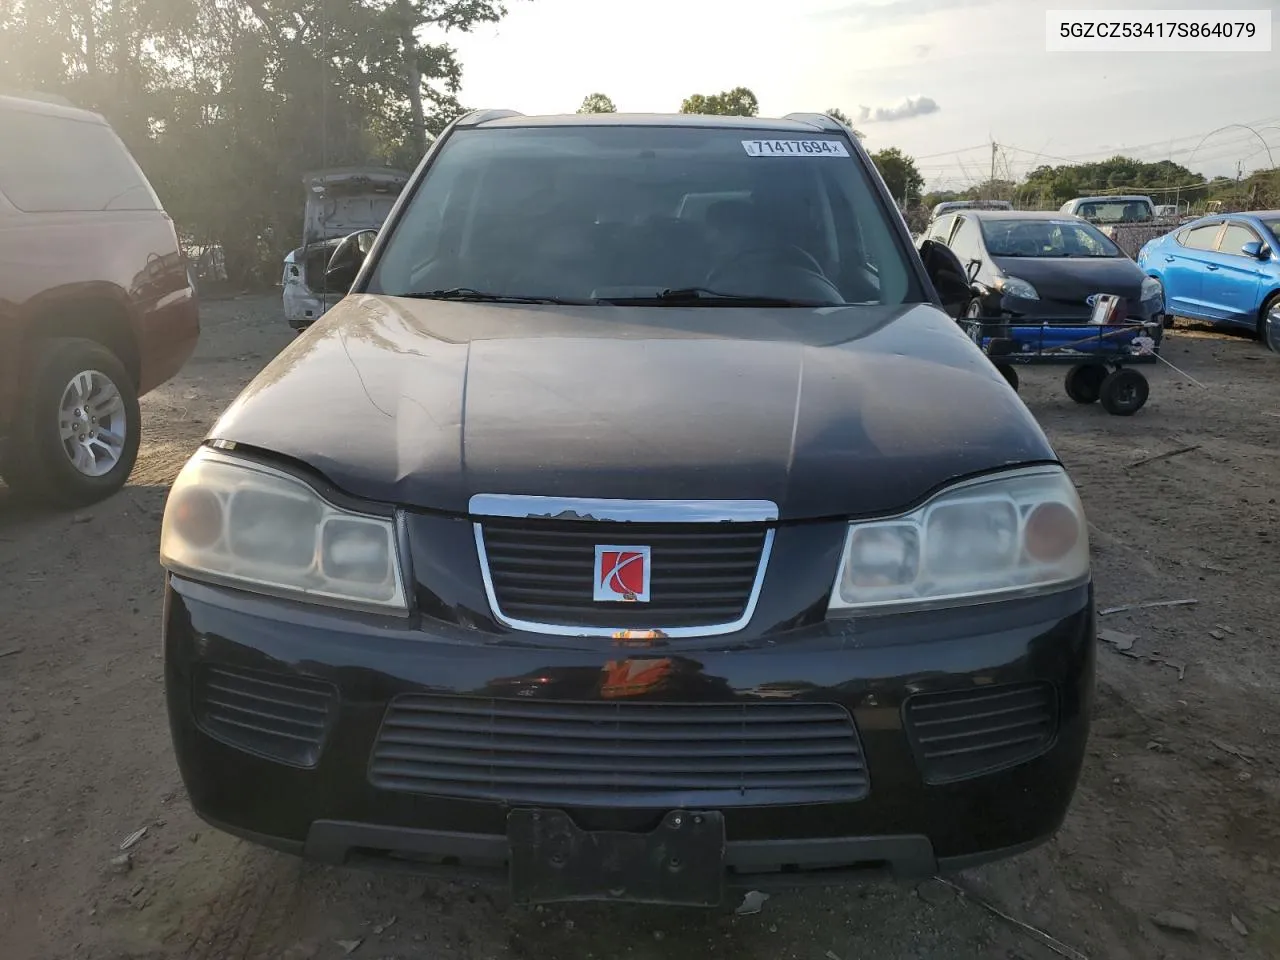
[160,110,1095,906]
[1136,212,1280,346]
[920,209,1169,326]
[0,94,199,505]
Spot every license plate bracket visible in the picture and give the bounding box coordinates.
[507,809,725,906]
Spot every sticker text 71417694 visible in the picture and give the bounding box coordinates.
[742,139,851,158]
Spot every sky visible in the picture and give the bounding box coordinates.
[446,0,1280,191]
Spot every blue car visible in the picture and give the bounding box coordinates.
[1137,212,1280,349]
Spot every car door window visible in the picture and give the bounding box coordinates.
[0,109,158,212]
[1181,223,1223,251]
[926,214,955,244]
[1217,223,1260,257]
[948,217,982,265]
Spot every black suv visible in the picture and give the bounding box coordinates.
[160,110,1094,906]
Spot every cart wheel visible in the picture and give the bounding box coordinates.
[1064,363,1107,404]
[1099,368,1149,416]
[995,363,1019,391]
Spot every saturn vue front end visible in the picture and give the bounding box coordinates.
[160,110,1094,906]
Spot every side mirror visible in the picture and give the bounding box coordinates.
[325,229,378,293]
[919,239,972,318]
[1242,240,1268,260]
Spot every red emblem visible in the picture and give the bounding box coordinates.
[593,545,651,602]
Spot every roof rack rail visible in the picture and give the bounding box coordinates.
[455,109,524,127]
[783,112,843,133]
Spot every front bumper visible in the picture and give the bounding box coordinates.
[165,576,1095,895]
[984,291,1166,326]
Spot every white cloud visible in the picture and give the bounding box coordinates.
[857,96,941,123]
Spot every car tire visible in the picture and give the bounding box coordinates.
[1064,363,1107,404]
[1259,293,1280,349]
[1099,368,1149,417]
[3,337,141,507]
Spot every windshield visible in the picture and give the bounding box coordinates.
[1259,217,1280,240]
[367,126,919,307]
[980,218,1121,258]
[1074,200,1153,224]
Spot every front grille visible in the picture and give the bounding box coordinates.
[477,519,769,630]
[370,696,868,807]
[193,664,336,767]
[904,682,1057,784]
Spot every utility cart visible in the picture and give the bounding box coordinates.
[960,303,1163,416]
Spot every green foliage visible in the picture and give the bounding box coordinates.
[1018,156,1203,207]
[824,108,864,140]
[577,92,616,114]
[679,87,758,117]
[870,147,924,204]
[0,0,511,285]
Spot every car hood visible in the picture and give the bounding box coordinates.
[208,296,1057,521]
[991,256,1148,302]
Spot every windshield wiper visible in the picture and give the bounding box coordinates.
[401,288,598,305]
[601,287,832,307]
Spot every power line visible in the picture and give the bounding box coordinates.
[917,116,1280,184]
[1010,114,1280,165]
[911,142,992,161]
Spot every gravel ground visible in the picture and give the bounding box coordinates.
[1,296,1278,960]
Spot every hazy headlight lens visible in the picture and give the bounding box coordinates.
[321,518,393,585]
[922,497,1019,576]
[227,488,321,569]
[829,466,1089,613]
[1140,276,1164,308]
[168,486,222,549]
[160,448,407,613]
[844,524,919,591]
[999,276,1039,300]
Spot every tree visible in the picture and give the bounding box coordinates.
[1019,156,1204,206]
[578,92,616,113]
[0,0,513,286]
[679,86,758,117]
[870,147,925,204]
[824,107,864,140]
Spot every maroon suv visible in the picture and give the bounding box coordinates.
[0,94,199,506]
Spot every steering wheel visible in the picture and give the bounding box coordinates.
[1014,235,1039,257]
[704,244,828,292]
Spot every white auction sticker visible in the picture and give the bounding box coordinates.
[742,139,850,158]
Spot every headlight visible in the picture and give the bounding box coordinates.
[160,448,408,613]
[828,466,1089,614]
[1140,276,1163,307]
[998,276,1039,300]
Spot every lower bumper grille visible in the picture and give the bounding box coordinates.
[193,664,336,767]
[904,682,1057,784]
[370,696,868,807]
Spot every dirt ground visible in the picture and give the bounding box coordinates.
[1,295,1278,960]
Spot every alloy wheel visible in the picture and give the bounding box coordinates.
[58,370,128,477]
